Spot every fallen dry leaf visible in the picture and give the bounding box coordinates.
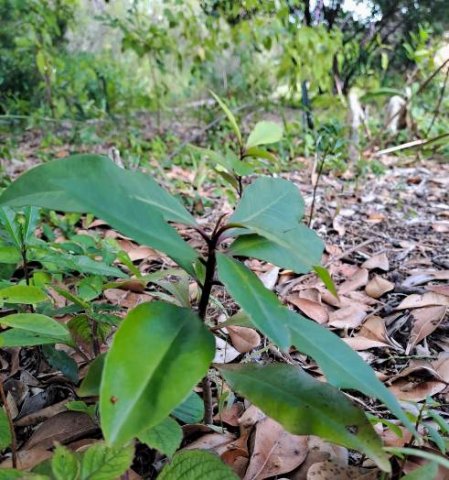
[238,405,266,429]
[287,296,329,324]
[396,292,449,310]
[362,253,390,271]
[427,284,449,296]
[328,305,366,329]
[365,275,395,299]
[214,336,241,363]
[306,460,379,479]
[259,266,280,290]
[405,306,447,354]
[338,268,369,295]
[0,449,52,470]
[291,436,348,480]
[244,417,308,480]
[24,411,98,450]
[227,326,261,353]
[214,402,245,427]
[184,432,236,454]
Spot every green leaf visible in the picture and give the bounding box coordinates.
[246,121,283,149]
[0,314,72,347]
[21,206,40,244]
[138,417,182,458]
[172,391,204,424]
[0,470,47,480]
[385,447,449,470]
[0,285,48,304]
[0,207,21,249]
[220,363,390,472]
[0,407,11,450]
[100,302,215,446]
[230,226,323,274]
[159,450,238,480]
[400,462,438,479]
[78,354,105,397]
[42,345,79,383]
[216,253,290,349]
[313,265,338,298]
[80,443,134,480]
[244,146,277,163]
[210,91,242,145]
[230,177,305,229]
[0,329,69,347]
[0,246,21,264]
[0,155,198,274]
[52,444,80,480]
[286,311,415,433]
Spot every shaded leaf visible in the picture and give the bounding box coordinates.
[0,407,11,450]
[220,363,390,471]
[172,392,204,424]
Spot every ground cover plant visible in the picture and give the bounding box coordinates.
[2,1,449,479]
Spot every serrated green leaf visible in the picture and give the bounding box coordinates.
[52,444,80,480]
[210,92,242,145]
[172,391,204,424]
[246,121,283,148]
[80,443,134,480]
[0,313,72,347]
[159,450,238,480]
[100,302,215,446]
[217,253,290,349]
[0,285,47,304]
[220,363,390,472]
[0,207,21,249]
[0,407,11,450]
[138,417,182,458]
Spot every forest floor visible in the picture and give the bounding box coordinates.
[1,122,449,479]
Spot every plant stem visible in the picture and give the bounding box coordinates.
[197,231,219,424]
[0,380,17,468]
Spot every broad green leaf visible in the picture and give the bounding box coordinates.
[138,417,182,458]
[172,391,204,424]
[0,155,198,274]
[246,121,283,148]
[286,312,415,433]
[219,311,253,329]
[65,400,96,419]
[313,265,338,298]
[0,314,72,346]
[52,444,80,480]
[400,462,438,479]
[216,254,290,349]
[159,450,238,480]
[220,363,390,472]
[0,285,47,304]
[42,345,79,383]
[230,226,323,274]
[100,302,215,446]
[230,177,305,229]
[0,246,20,264]
[80,443,134,480]
[210,91,242,145]
[244,146,277,163]
[78,354,105,397]
[0,407,11,450]
[0,329,70,347]
[57,255,127,279]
